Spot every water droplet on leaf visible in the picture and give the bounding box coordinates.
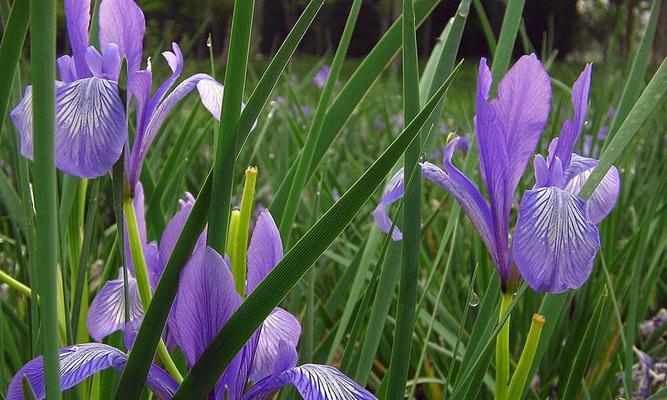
[469,291,479,307]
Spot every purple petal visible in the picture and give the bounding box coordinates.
[55,77,126,178]
[251,308,301,382]
[171,245,241,366]
[247,209,283,293]
[127,73,212,186]
[564,154,620,224]
[10,85,35,160]
[6,343,178,400]
[159,192,197,269]
[57,56,78,83]
[86,269,143,342]
[552,64,592,168]
[122,316,142,350]
[475,55,551,280]
[512,187,600,292]
[196,78,256,130]
[420,138,498,269]
[98,0,145,73]
[372,168,405,241]
[244,364,378,400]
[64,0,91,77]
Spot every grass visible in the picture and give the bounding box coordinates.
[0,0,665,398]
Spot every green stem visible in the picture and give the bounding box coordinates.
[0,269,32,297]
[123,197,183,383]
[506,314,545,399]
[495,292,513,400]
[30,0,60,396]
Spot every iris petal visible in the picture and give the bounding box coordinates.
[564,154,620,224]
[251,308,301,382]
[513,187,600,293]
[98,0,145,73]
[86,269,143,342]
[247,209,284,294]
[196,79,256,130]
[54,77,125,178]
[372,168,405,241]
[244,364,377,400]
[6,343,178,400]
[158,192,197,269]
[64,0,91,77]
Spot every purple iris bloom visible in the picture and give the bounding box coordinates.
[10,0,227,184]
[9,199,376,399]
[374,55,620,293]
[313,65,331,88]
[512,64,620,292]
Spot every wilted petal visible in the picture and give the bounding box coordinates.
[171,245,241,366]
[99,0,145,73]
[512,187,600,292]
[372,168,405,241]
[6,343,178,400]
[476,56,551,278]
[64,0,91,77]
[86,269,143,342]
[251,308,301,382]
[244,364,377,400]
[420,138,498,268]
[564,154,620,224]
[55,77,126,177]
[247,209,283,293]
[552,64,592,168]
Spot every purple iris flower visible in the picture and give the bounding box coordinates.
[9,198,376,399]
[512,64,620,292]
[10,0,227,184]
[313,65,331,88]
[373,55,620,293]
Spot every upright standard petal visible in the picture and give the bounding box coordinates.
[55,77,126,178]
[475,55,551,281]
[250,308,302,382]
[6,343,178,400]
[64,0,91,77]
[244,364,378,400]
[564,154,620,224]
[552,64,592,168]
[98,0,145,73]
[512,187,601,292]
[247,209,283,293]
[171,245,242,366]
[372,168,405,241]
[86,269,143,342]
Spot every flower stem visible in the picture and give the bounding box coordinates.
[495,292,513,400]
[123,196,183,383]
[0,269,32,297]
[507,314,545,399]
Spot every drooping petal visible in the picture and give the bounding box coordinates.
[250,308,301,382]
[564,154,620,224]
[55,77,126,177]
[86,269,143,342]
[244,364,377,400]
[512,187,600,293]
[196,78,256,130]
[98,0,145,73]
[6,343,178,400]
[474,55,551,280]
[247,209,283,294]
[372,168,405,241]
[552,64,592,168]
[64,0,91,77]
[10,86,35,160]
[171,245,242,366]
[420,138,499,268]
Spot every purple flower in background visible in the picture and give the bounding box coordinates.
[374,54,552,291]
[313,65,331,88]
[10,205,376,400]
[10,0,227,182]
[512,64,620,292]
